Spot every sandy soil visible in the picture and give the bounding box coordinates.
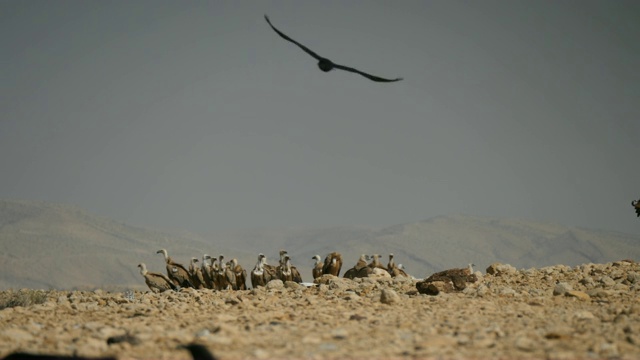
[1,261,639,359]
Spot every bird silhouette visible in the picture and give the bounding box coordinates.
[265,15,402,83]
[632,199,640,217]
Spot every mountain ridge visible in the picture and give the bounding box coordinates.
[1,199,638,290]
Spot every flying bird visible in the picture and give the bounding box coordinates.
[265,15,403,83]
[632,199,640,217]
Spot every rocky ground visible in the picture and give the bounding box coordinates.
[1,261,639,360]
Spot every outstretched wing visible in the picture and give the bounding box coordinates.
[265,15,322,61]
[333,63,403,82]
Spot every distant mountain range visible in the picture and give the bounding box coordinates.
[1,199,638,290]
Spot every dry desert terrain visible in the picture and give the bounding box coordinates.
[1,261,639,359]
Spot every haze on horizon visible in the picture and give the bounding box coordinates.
[2,1,639,235]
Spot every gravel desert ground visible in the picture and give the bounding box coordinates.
[1,261,639,360]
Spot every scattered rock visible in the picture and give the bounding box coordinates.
[553,282,573,296]
[380,289,400,304]
[0,261,638,359]
[265,280,284,290]
[514,336,536,351]
[486,263,517,276]
[565,290,590,301]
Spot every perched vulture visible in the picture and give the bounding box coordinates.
[343,254,370,279]
[231,258,247,290]
[188,257,205,289]
[424,264,477,290]
[278,255,294,282]
[278,249,303,283]
[137,263,178,293]
[261,254,279,284]
[312,255,324,280]
[368,254,387,270]
[251,254,267,288]
[156,249,194,288]
[387,253,397,273]
[201,254,215,289]
[264,15,403,83]
[215,255,229,290]
[223,261,237,290]
[322,252,343,277]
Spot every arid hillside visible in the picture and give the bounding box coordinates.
[1,199,639,290]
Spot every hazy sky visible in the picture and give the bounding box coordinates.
[2,1,639,235]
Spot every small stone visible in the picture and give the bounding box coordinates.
[302,334,321,344]
[573,310,595,320]
[515,336,536,351]
[627,272,640,284]
[565,290,590,301]
[498,287,516,296]
[599,276,616,287]
[266,280,284,290]
[2,329,33,342]
[252,348,270,359]
[380,289,401,304]
[553,282,573,296]
[595,342,619,358]
[76,337,108,357]
[331,328,348,339]
[284,281,305,290]
[586,289,612,298]
[579,277,596,288]
[476,285,489,297]
[486,263,517,275]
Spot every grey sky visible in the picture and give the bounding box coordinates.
[2,1,639,235]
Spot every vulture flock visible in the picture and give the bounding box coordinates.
[137,249,414,293]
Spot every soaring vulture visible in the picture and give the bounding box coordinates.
[264,15,403,83]
[633,199,640,217]
[311,255,323,280]
[322,252,343,277]
[156,249,194,288]
[137,263,178,293]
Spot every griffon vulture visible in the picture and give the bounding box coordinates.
[312,255,323,280]
[278,249,303,283]
[343,254,370,279]
[201,254,215,289]
[322,252,343,277]
[264,15,402,83]
[137,263,178,293]
[156,249,194,288]
[189,257,205,289]
[251,254,267,288]
[231,258,247,290]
